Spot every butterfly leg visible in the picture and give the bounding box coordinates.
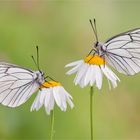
[87,51,97,63]
[44,76,57,83]
[87,48,97,56]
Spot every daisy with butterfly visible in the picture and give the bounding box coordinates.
[0,46,74,140]
[0,46,74,113]
[65,19,140,140]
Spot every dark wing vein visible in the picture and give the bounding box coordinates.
[0,63,40,107]
[104,28,140,75]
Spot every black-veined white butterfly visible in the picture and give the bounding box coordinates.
[89,19,140,75]
[0,46,52,107]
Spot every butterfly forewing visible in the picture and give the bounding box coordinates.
[0,63,41,107]
[104,28,140,75]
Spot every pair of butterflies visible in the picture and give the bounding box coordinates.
[0,20,140,108]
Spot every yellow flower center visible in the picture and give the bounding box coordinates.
[40,81,61,89]
[84,55,105,65]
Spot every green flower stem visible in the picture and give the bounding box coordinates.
[90,86,94,140]
[50,110,55,140]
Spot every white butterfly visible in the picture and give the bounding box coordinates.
[0,47,45,107]
[89,19,140,75]
[0,63,45,107]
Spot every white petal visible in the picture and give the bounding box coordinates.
[101,65,120,88]
[30,91,42,111]
[112,80,117,88]
[65,60,83,67]
[53,87,61,107]
[45,89,55,115]
[64,90,73,99]
[84,64,92,86]
[66,62,82,75]
[90,65,96,86]
[39,89,46,105]
[33,93,41,110]
[109,78,118,88]
[101,65,120,82]
[95,66,102,89]
[107,79,111,90]
[78,75,85,88]
[74,63,88,86]
[101,66,114,81]
[65,95,74,109]
[48,89,55,110]
[58,92,67,111]
[60,93,67,111]
[30,100,36,111]
[66,96,74,109]
[60,87,74,109]
[44,89,51,108]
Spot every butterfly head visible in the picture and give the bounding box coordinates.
[94,42,103,48]
[40,70,45,77]
[94,41,99,48]
[94,42,103,51]
[93,42,105,56]
[34,71,45,84]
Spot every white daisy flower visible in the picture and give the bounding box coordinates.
[65,55,120,89]
[30,81,74,115]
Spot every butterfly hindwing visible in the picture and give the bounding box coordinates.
[0,63,40,107]
[104,28,140,75]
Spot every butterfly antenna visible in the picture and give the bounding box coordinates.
[36,46,40,71]
[93,18,98,42]
[89,19,98,42]
[31,55,38,69]
[31,46,41,71]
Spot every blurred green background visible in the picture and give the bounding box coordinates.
[0,0,140,140]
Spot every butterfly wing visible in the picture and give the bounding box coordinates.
[103,28,140,75]
[0,63,40,107]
